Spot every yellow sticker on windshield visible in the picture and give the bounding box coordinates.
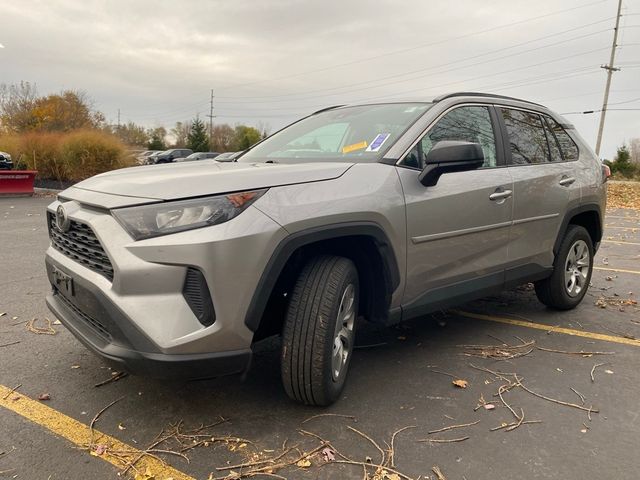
[342,141,368,154]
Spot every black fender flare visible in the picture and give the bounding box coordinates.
[553,203,603,254]
[244,222,401,332]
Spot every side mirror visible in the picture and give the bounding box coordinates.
[418,141,484,186]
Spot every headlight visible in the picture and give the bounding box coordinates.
[112,189,267,240]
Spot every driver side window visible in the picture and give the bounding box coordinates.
[401,106,497,169]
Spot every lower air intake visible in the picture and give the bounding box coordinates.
[183,267,216,327]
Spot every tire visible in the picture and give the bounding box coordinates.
[281,255,359,406]
[535,225,594,310]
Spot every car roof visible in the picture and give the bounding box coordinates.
[312,92,547,113]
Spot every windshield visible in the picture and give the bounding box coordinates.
[238,103,431,163]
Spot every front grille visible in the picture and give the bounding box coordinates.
[48,212,114,281]
[56,291,112,341]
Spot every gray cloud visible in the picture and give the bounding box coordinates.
[1,0,638,158]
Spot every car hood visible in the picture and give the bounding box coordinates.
[71,160,353,201]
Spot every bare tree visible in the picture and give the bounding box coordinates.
[170,121,191,147]
[630,138,640,165]
[0,81,39,133]
[210,124,236,152]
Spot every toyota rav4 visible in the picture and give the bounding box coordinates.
[45,92,607,405]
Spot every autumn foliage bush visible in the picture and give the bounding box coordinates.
[0,130,133,182]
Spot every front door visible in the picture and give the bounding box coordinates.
[397,105,513,310]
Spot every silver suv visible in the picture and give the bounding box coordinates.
[45,92,607,405]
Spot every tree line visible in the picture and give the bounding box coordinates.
[0,81,266,153]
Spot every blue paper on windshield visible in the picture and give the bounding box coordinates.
[366,133,390,152]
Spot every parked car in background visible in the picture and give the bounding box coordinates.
[0,152,13,170]
[145,151,164,165]
[175,152,220,162]
[153,149,193,164]
[214,151,241,162]
[136,150,161,165]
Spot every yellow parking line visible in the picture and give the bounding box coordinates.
[453,310,640,347]
[603,239,640,245]
[0,385,194,480]
[594,266,640,275]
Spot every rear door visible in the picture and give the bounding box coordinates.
[498,107,580,278]
[397,105,513,308]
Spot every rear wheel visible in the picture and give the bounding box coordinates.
[281,255,358,406]
[535,225,593,310]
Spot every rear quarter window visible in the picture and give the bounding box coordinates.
[546,117,580,162]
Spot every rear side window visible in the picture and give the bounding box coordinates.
[546,117,579,162]
[542,117,563,163]
[501,108,549,165]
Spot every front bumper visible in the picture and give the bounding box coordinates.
[46,255,252,379]
[44,190,287,379]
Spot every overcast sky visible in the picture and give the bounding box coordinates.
[1,0,639,158]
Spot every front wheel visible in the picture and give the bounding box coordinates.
[281,255,359,406]
[535,225,593,310]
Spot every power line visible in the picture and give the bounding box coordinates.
[214,21,614,102]
[562,108,640,114]
[217,67,603,121]
[214,0,608,92]
[351,48,606,103]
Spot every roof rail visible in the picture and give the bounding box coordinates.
[311,105,345,115]
[432,92,545,108]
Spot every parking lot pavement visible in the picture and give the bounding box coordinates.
[1,196,639,480]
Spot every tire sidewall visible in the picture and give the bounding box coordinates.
[320,263,359,404]
[553,225,594,307]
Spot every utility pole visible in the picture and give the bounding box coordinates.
[206,90,215,150]
[595,0,623,157]
[117,108,121,129]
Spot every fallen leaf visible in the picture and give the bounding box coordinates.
[581,428,588,433]
[71,365,80,369]
[322,447,336,462]
[118,423,126,430]
[91,444,107,457]
[385,474,401,480]
[397,336,406,341]
[37,393,51,401]
[605,369,614,374]
[296,459,312,468]
[452,379,468,388]
[0,312,6,317]
[484,404,496,410]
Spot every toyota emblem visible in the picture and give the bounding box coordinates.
[56,204,71,232]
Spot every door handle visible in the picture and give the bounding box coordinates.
[489,189,513,201]
[559,176,576,186]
